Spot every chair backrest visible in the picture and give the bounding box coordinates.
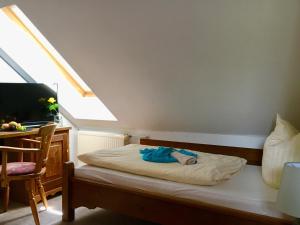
[35,124,57,173]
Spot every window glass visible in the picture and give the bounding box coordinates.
[0,57,25,83]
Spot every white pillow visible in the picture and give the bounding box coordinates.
[262,114,300,189]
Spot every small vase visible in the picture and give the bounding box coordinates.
[53,115,60,123]
[47,114,61,124]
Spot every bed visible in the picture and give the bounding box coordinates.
[62,138,293,225]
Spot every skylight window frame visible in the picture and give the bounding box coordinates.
[0,47,35,83]
[2,5,94,97]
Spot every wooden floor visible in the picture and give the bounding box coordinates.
[0,195,157,225]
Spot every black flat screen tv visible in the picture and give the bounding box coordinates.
[0,83,58,125]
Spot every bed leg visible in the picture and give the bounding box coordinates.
[62,161,75,221]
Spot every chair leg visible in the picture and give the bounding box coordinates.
[2,185,10,212]
[36,177,48,209]
[25,180,40,225]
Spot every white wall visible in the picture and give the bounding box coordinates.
[1,0,299,141]
[61,115,78,162]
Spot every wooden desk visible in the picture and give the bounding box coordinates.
[0,126,71,204]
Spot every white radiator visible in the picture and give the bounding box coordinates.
[77,131,129,156]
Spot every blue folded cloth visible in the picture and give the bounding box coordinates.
[140,146,198,163]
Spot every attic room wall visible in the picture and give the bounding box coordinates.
[1,0,300,147]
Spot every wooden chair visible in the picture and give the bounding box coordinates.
[0,124,57,225]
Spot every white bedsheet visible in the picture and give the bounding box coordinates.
[75,164,288,219]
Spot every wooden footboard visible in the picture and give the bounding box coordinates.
[62,161,74,221]
[62,161,292,225]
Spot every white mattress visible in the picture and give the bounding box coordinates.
[75,164,288,219]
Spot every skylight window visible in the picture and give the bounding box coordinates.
[0,5,117,121]
[0,56,25,83]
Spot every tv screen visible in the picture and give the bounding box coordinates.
[0,83,58,124]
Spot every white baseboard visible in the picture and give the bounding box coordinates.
[78,126,267,149]
[129,130,266,149]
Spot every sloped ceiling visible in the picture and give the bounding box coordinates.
[1,0,300,135]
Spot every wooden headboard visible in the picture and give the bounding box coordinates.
[140,138,263,166]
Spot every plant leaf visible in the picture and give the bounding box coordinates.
[48,103,59,111]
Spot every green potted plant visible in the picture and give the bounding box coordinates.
[38,97,60,123]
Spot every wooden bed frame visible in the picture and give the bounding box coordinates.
[62,138,292,225]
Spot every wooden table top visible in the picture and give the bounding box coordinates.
[0,126,71,139]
